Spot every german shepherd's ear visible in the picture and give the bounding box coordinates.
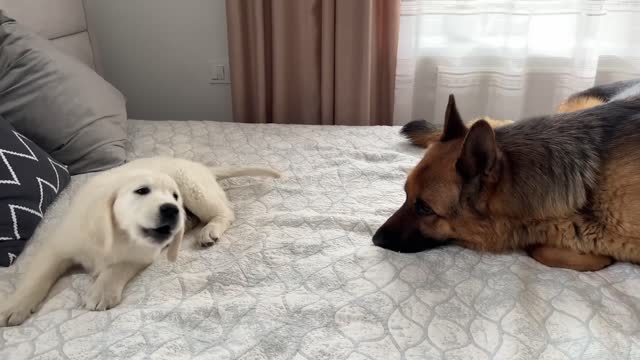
[456,120,498,179]
[441,94,468,142]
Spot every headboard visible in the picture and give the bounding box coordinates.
[0,0,101,73]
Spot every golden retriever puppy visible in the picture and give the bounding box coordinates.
[119,157,282,247]
[0,169,184,326]
[0,157,280,326]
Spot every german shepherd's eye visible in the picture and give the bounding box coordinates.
[134,186,151,195]
[415,199,434,216]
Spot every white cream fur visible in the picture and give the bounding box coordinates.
[0,157,280,326]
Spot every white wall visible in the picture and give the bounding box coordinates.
[85,0,232,121]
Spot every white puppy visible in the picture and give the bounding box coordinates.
[121,157,281,247]
[0,157,280,326]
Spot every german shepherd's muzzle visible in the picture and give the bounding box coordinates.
[373,200,450,253]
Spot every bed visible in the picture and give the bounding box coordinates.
[1,1,640,360]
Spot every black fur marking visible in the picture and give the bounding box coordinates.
[493,96,640,217]
[441,95,467,142]
[458,174,485,217]
[572,222,583,241]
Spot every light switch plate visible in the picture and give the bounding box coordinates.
[209,59,230,84]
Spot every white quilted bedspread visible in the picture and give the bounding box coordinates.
[1,120,640,360]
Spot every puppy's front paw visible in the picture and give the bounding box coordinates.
[84,284,122,311]
[0,301,36,327]
[197,222,224,248]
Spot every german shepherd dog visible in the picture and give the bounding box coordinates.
[373,79,640,271]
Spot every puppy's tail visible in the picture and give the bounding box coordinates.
[211,166,282,180]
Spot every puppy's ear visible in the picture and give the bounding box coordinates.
[166,223,184,262]
[456,120,499,180]
[90,192,117,254]
[103,193,118,253]
[441,94,468,142]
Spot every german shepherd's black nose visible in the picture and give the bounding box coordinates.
[159,203,179,221]
[372,228,391,248]
[373,223,449,253]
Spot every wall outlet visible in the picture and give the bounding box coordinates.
[209,60,230,84]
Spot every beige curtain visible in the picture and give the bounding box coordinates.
[226,0,400,125]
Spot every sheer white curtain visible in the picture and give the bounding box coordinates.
[394,0,640,125]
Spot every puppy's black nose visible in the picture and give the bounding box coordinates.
[159,203,179,220]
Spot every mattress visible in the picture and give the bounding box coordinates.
[1,120,639,360]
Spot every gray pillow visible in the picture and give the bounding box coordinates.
[0,13,127,174]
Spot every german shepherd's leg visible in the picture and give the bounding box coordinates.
[515,218,614,271]
[523,92,610,269]
[527,246,613,271]
[536,146,640,268]
[528,196,640,271]
[576,147,640,265]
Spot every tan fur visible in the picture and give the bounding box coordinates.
[408,117,513,148]
[557,96,605,113]
[406,132,442,149]
[402,135,629,271]
[384,93,640,271]
[503,145,640,268]
[469,116,514,128]
[577,146,640,262]
[528,246,613,271]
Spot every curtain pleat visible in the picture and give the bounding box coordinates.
[226,0,400,125]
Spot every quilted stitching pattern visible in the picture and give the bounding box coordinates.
[1,120,639,359]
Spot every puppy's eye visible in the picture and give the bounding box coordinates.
[173,192,179,200]
[415,199,435,216]
[134,187,150,195]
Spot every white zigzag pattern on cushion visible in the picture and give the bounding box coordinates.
[0,132,38,185]
[7,252,16,265]
[0,131,69,241]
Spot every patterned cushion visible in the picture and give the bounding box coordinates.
[0,117,70,266]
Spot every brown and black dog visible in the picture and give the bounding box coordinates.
[374,79,640,271]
